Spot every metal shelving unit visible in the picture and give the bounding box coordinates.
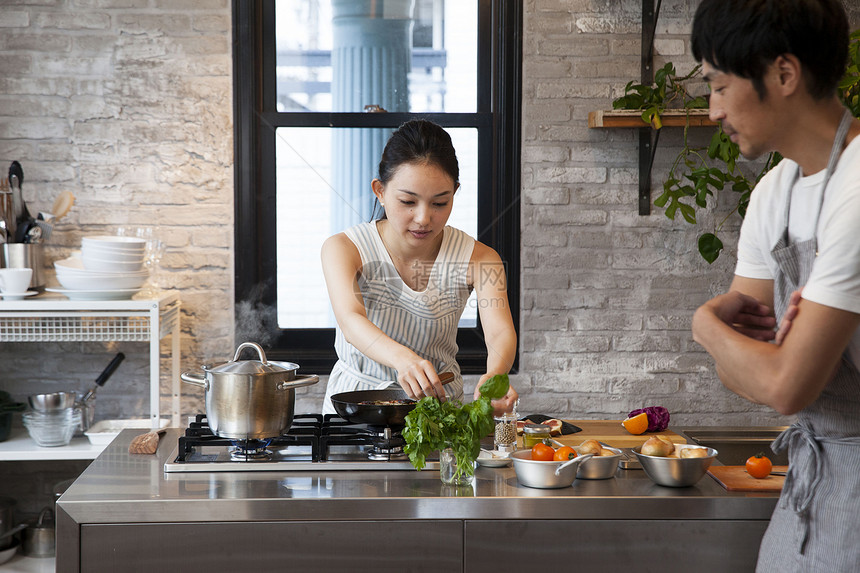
[0,291,180,461]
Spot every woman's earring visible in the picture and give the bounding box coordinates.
[380,202,384,207]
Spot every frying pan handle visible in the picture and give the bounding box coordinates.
[278,374,319,391]
[180,371,209,390]
[96,352,125,387]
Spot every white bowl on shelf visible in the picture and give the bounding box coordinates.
[81,245,146,262]
[54,257,148,290]
[0,540,20,565]
[81,235,146,251]
[80,255,145,273]
[55,257,147,276]
[55,271,147,291]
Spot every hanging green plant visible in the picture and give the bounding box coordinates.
[613,29,860,263]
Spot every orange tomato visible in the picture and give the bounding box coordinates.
[745,453,773,479]
[531,442,555,461]
[553,446,577,461]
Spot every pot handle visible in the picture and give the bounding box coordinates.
[554,453,594,476]
[232,341,267,363]
[278,374,319,391]
[180,371,209,390]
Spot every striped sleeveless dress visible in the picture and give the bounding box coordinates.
[322,222,475,414]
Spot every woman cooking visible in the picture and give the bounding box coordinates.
[321,119,518,415]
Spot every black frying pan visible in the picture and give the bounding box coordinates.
[330,372,455,427]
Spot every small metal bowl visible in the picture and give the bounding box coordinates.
[510,450,593,489]
[27,392,77,413]
[575,446,622,479]
[633,445,718,487]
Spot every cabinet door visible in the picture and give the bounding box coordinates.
[465,519,767,571]
[80,520,462,572]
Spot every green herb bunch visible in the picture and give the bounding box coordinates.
[403,374,510,483]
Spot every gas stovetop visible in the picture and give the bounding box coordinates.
[163,414,439,473]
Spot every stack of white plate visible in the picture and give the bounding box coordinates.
[49,236,149,300]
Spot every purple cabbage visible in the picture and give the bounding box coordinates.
[628,406,670,432]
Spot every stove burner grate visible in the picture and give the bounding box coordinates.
[175,414,321,462]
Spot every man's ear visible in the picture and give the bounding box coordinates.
[774,54,803,96]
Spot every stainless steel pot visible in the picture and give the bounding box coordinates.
[180,342,319,440]
[22,508,54,558]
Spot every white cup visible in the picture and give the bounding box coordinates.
[0,268,34,294]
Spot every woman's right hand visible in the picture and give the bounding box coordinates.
[396,357,446,400]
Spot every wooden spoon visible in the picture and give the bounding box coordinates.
[51,190,75,221]
[128,428,166,454]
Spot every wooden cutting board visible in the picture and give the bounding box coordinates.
[707,465,788,492]
[547,420,687,449]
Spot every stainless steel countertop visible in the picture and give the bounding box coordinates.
[58,429,779,524]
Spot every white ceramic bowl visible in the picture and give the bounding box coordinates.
[80,254,145,273]
[0,540,19,565]
[82,235,146,251]
[55,271,147,291]
[81,245,146,262]
[55,257,148,277]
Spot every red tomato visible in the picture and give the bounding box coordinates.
[553,446,577,461]
[745,453,773,479]
[531,442,555,461]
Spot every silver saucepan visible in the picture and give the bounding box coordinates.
[180,342,318,440]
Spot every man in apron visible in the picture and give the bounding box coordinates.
[689,2,860,571]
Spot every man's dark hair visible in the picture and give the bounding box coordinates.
[691,0,849,100]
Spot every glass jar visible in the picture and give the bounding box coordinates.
[521,423,551,449]
[493,412,518,452]
[439,447,475,487]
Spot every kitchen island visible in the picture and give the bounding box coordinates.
[56,427,778,572]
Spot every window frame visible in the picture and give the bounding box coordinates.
[233,0,521,373]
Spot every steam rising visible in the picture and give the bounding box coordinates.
[235,282,278,348]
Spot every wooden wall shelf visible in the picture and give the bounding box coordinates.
[588,109,717,129]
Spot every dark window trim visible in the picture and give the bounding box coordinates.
[233,0,521,374]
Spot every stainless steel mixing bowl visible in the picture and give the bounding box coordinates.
[633,445,717,487]
[575,445,622,479]
[510,450,594,488]
[27,392,77,413]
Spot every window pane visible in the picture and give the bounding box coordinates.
[275,0,478,113]
[276,127,479,328]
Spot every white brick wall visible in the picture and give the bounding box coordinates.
[3,0,860,451]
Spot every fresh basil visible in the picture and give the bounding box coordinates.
[403,374,510,482]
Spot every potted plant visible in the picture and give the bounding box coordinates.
[613,30,860,263]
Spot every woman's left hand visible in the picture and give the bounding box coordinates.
[473,374,518,415]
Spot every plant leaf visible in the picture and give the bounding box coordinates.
[698,233,724,263]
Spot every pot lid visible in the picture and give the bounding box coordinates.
[205,342,289,376]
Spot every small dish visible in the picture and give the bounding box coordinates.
[84,418,168,445]
[0,539,20,565]
[0,290,37,300]
[45,287,141,301]
[477,449,512,467]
